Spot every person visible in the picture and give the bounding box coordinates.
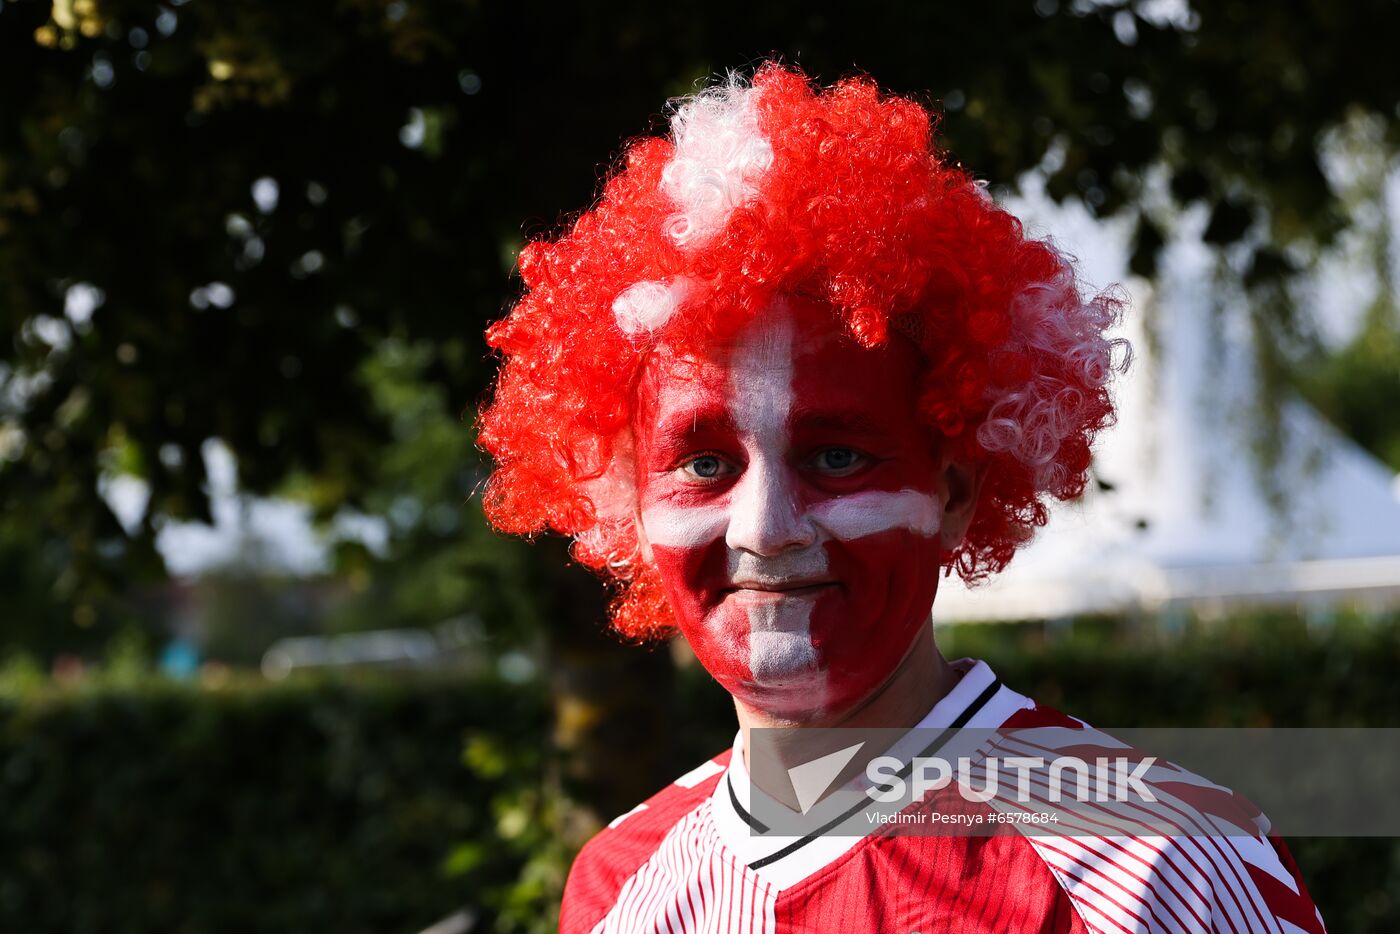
[478,63,1324,933]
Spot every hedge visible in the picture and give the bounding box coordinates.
[0,672,551,934]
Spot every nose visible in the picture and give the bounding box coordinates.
[724,458,817,556]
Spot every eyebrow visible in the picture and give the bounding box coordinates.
[788,407,896,436]
[647,406,895,453]
[651,409,740,449]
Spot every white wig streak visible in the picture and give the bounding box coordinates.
[610,75,774,335]
[974,267,1130,496]
[658,74,774,249]
[612,276,693,335]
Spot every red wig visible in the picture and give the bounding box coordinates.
[478,64,1127,641]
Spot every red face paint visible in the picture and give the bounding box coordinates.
[634,297,946,719]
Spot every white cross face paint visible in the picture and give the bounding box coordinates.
[743,595,821,683]
[635,296,950,720]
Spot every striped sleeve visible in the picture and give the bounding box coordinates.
[560,752,730,934]
[992,705,1326,934]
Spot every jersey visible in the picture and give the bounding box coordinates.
[559,658,1326,933]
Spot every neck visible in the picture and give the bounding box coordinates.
[735,621,954,792]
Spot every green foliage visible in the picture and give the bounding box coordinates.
[456,731,572,933]
[1300,299,1400,472]
[0,672,551,934]
[316,337,543,643]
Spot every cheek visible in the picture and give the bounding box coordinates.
[648,539,755,679]
[823,529,944,611]
[806,530,943,692]
[648,539,727,610]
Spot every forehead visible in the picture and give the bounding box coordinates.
[634,299,925,434]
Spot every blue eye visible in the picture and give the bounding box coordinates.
[690,456,722,478]
[679,454,735,482]
[813,447,867,475]
[821,449,855,469]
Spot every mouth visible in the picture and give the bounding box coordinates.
[724,581,838,598]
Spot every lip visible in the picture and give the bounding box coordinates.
[724,582,837,597]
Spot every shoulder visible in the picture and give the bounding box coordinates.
[559,748,730,934]
[988,702,1327,934]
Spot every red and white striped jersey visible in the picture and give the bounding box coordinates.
[560,659,1326,933]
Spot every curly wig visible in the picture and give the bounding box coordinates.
[477,63,1128,641]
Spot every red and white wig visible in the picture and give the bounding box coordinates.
[478,64,1127,641]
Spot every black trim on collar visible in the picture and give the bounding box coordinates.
[729,773,770,834]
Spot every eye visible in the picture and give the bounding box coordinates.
[678,453,737,483]
[810,447,869,477]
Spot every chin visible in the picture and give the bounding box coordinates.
[731,666,854,722]
[760,662,910,722]
[736,687,832,723]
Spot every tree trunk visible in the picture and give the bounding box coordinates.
[537,537,675,845]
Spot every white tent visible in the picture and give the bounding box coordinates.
[934,230,1400,623]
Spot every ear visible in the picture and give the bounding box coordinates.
[935,454,987,553]
[633,500,656,564]
[619,425,656,566]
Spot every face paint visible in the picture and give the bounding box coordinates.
[634,297,947,720]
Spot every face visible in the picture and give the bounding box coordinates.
[633,297,949,720]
